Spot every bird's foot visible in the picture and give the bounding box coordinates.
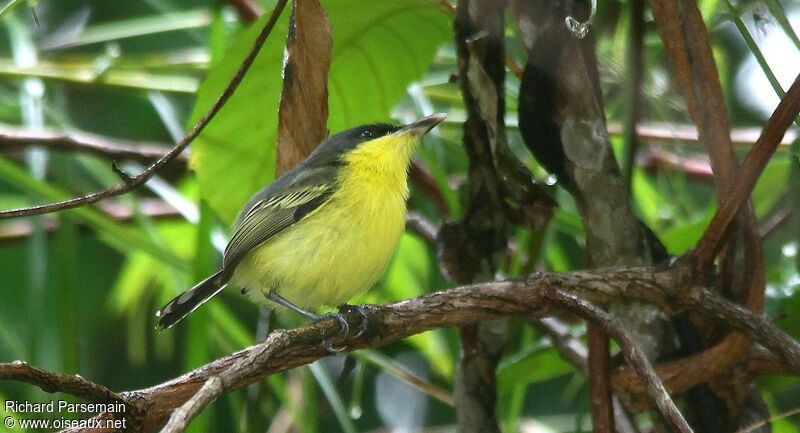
[337,304,369,338]
[315,305,369,353]
[264,292,366,353]
[313,312,350,353]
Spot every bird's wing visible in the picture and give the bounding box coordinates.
[219,170,335,283]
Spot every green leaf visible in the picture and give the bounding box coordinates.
[0,60,200,93]
[46,9,212,48]
[0,0,27,21]
[0,155,188,269]
[308,362,357,433]
[190,0,451,222]
[497,346,576,392]
[753,159,790,217]
[379,234,454,377]
[661,207,715,255]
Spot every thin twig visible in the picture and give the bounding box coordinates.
[0,0,290,219]
[3,122,794,166]
[587,325,615,432]
[0,199,181,243]
[759,207,791,238]
[227,0,262,22]
[356,350,454,407]
[0,124,183,162]
[529,318,640,431]
[606,122,799,147]
[736,405,800,433]
[405,211,438,246]
[640,145,714,178]
[159,376,224,433]
[693,73,800,268]
[548,291,693,433]
[530,317,587,371]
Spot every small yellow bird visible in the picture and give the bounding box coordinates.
[156,113,446,335]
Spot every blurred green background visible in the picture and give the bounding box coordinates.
[0,0,799,431]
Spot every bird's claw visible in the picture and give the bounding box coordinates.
[315,312,350,353]
[322,338,348,353]
[338,304,369,338]
[315,312,350,335]
[315,306,369,353]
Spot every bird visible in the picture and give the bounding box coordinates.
[155,113,447,340]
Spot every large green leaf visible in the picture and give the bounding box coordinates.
[190,0,451,222]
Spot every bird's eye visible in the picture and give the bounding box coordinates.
[360,130,373,138]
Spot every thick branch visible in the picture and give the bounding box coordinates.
[687,288,800,368]
[21,266,793,432]
[0,361,129,407]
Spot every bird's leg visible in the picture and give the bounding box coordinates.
[337,304,369,337]
[265,291,350,352]
[266,291,324,321]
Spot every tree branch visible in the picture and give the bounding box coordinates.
[687,287,800,369]
[159,376,224,433]
[0,266,782,433]
[0,0,289,219]
[227,0,262,22]
[405,211,438,246]
[0,124,184,163]
[549,290,693,433]
[3,121,793,175]
[0,199,181,243]
[693,72,800,268]
[0,361,129,407]
[530,317,587,370]
[9,265,794,433]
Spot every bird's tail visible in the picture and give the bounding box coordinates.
[156,270,226,330]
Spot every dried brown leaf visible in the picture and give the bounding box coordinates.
[276,0,332,174]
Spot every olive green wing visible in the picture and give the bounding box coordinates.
[218,170,335,283]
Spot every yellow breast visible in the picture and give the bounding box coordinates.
[231,133,415,309]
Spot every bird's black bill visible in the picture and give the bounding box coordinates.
[394,113,447,137]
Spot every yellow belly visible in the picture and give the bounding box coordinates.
[229,181,407,309]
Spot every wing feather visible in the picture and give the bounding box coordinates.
[219,183,332,282]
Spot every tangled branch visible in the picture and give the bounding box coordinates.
[1,265,798,433]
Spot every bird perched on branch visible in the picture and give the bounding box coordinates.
[156,113,446,346]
